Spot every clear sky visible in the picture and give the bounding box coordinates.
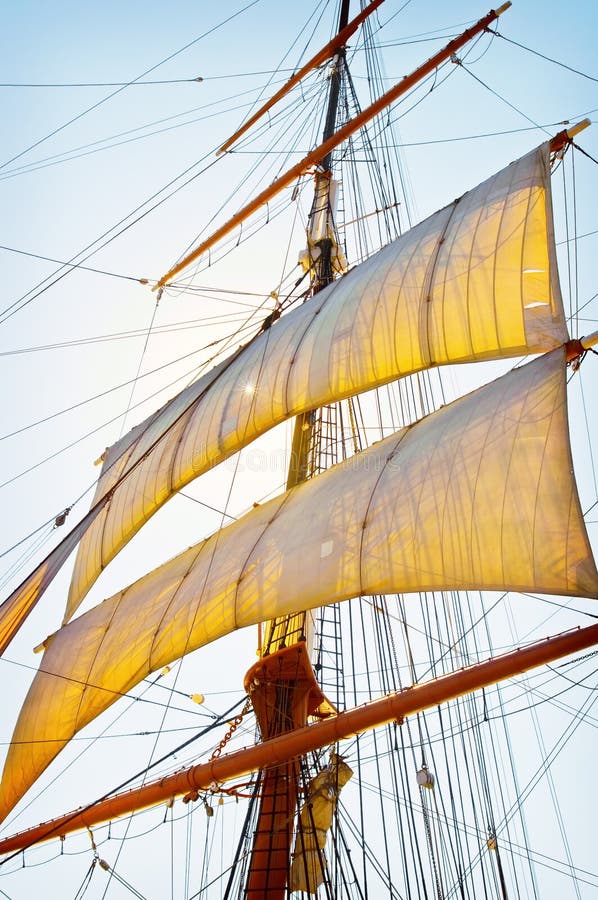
[0,1,596,897]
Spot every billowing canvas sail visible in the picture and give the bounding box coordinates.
[2,348,596,821]
[62,142,567,620]
[0,143,568,652]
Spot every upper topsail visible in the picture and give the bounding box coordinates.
[61,143,567,621]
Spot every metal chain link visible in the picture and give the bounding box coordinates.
[210,699,252,760]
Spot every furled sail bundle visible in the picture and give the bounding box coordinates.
[0,143,568,649]
[290,753,354,893]
[1,348,596,822]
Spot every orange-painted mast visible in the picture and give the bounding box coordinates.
[2,623,597,858]
[217,0,384,155]
[243,645,334,895]
[153,2,512,291]
[244,1,354,889]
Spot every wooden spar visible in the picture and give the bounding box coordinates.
[565,330,598,360]
[549,117,590,153]
[217,0,384,156]
[153,2,512,291]
[2,622,597,857]
[581,329,598,350]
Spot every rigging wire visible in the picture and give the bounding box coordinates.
[0,69,333,90]
[445,689,598,899]
[0,314,262,486]
[0,148,222,326]
[0,0,261,172]
[481,608,541,898]
[0,77,205,88]
[73,857,98,899]
[0,243,148,283]
[356,757,598,891]
[0,87,290,183]
[0,528,56,595]
[0,311,255,359]
[0,656,217,722]
[0,473,96,574]
[580,372,598,498]
[100,864,148,900]
[376,114,598,148]
[117,293,161,439]
[571,148,580,335]
[0,513,66,560]
[503,584,587,896]
[458,62,550,136]
[573,142,598,166]
[177,492,237,521]
[0,320,245,440]
[492,30,598,83]
[209,101,598,157]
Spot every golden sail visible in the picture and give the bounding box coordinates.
[2,348,595,821]
[66,143,567,618]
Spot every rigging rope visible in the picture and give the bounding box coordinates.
[492,31,598,83]
[0,85,288,182]
[0,305,267,488]
[0,0,261,173]
[117,292,161,439]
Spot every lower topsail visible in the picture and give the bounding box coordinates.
[1,348,596,822]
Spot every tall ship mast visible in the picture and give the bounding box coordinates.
[0,2,597,897]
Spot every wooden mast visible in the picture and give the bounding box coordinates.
[244,3,352,892]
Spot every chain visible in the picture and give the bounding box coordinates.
[210,699,252,760]
[420,790,444,900]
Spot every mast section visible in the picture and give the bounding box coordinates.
[284,0,350,492]
[245,6,352,893]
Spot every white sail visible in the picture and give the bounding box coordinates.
[2,348,595,822]
[64,143,566,620]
